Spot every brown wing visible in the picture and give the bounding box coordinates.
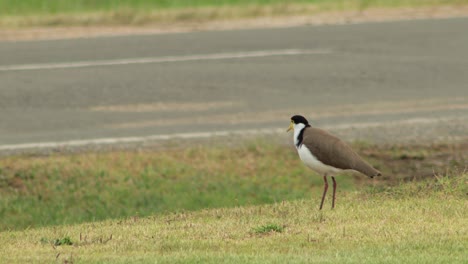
[301,127,381,177]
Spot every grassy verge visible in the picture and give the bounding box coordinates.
[0,172,466,263]
[0,139,465,231]
[0,139,355,231]
[1,0,467,27]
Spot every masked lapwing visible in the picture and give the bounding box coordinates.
[287,115,381,210]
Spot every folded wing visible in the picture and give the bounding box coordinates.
[302,127,381,177]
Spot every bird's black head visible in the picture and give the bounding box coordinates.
[290,115,310,126]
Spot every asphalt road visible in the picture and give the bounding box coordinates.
[0,17,467,153]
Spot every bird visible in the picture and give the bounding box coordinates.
[287,115,381,210]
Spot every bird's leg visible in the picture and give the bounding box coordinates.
[331,176,337,209]
[319,175,328,210]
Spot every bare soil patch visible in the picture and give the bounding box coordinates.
[353,141,467,186]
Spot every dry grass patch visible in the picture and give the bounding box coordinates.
[2,0,468,28]
[0,172,466,263]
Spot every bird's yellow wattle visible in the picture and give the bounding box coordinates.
[286,122,293,132]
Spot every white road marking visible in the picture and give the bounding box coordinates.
[0,49,330,71]
[0,129,283,151]
[0,117,463,151]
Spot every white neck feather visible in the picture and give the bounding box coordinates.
[292,123,306,147]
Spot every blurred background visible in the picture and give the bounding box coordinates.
[0,0,467,230]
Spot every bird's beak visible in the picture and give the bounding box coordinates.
[286,121,293,132]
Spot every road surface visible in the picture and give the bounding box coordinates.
[0,17,467,154]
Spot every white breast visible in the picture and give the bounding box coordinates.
[292,124,342,176]
[297,144,342,176]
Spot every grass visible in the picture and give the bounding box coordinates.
[52,236,74,246]
[0,139,358,231]
[0,172,466,263]
[252,223,284,234]
[0,139,465,233]
[1,0,467,27]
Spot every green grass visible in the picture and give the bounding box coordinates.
[0,138,465,234]
[0,173,466,263]
[2,0,466,15]
[1,0,467,27]
[52,236,74,246]
[253,223,284,234]
[0,140,358,231]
